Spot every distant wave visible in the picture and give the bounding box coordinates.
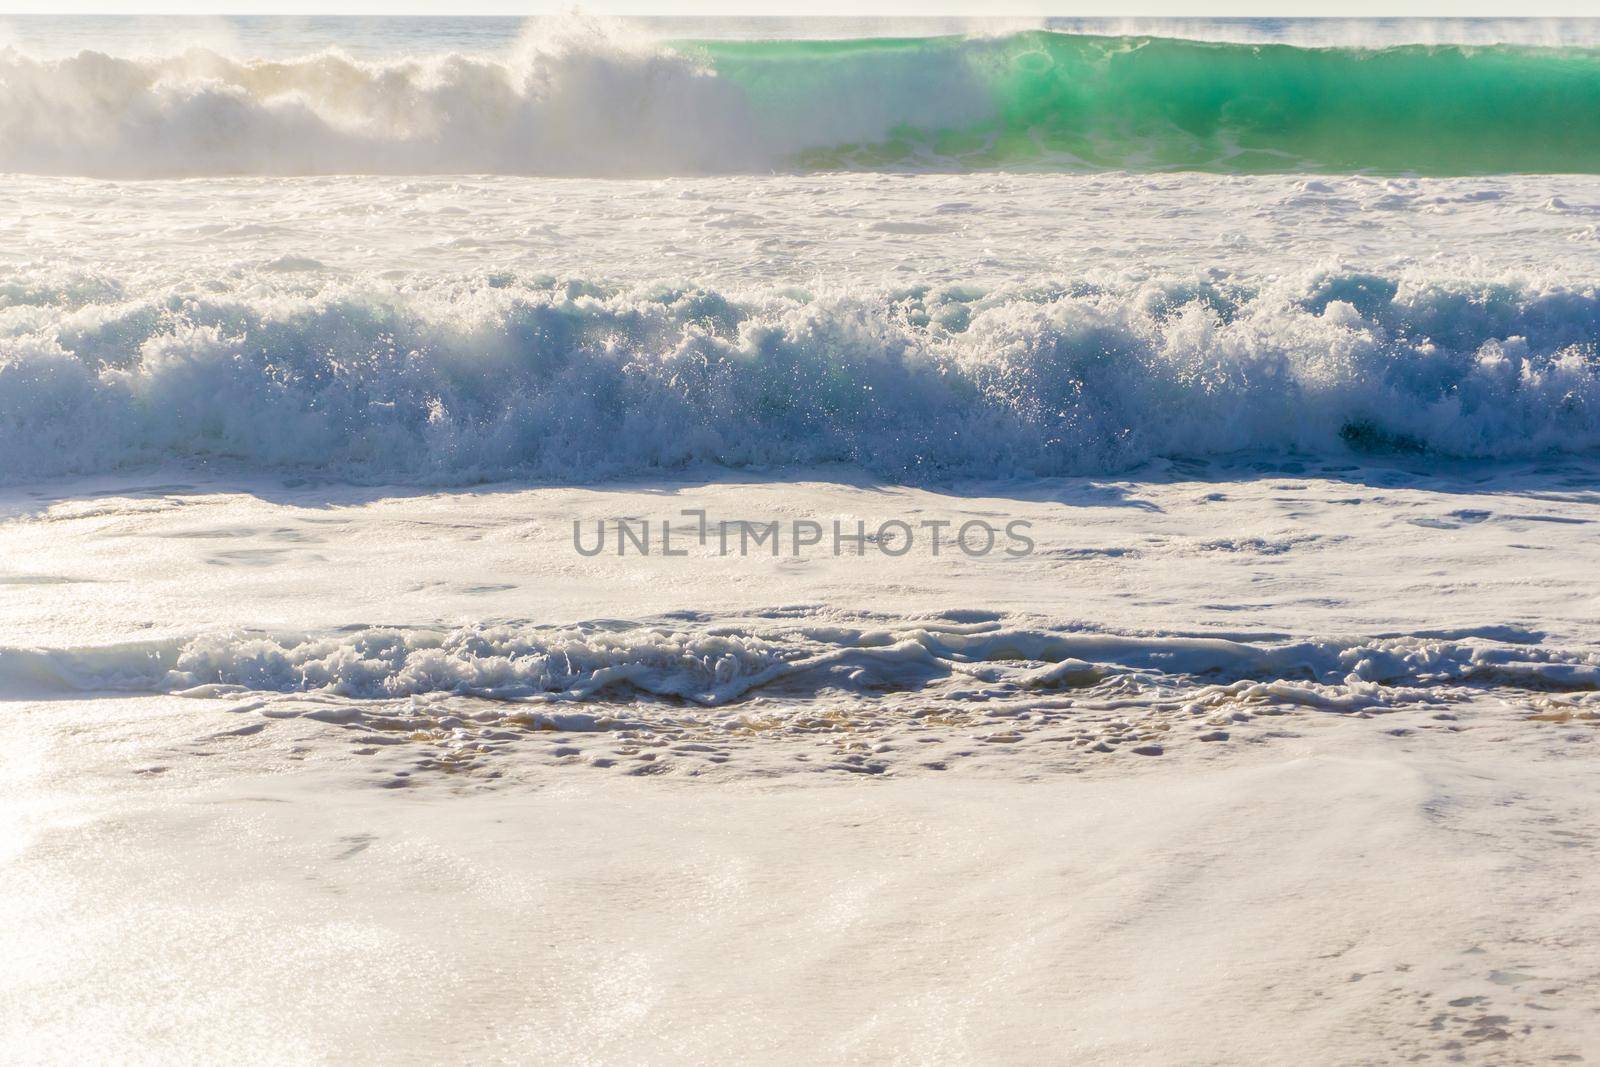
[3,270,1599,484]
[6,24,1600,177]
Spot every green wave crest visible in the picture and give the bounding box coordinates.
[689,31,1600,174]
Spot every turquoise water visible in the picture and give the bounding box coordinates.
[4,17,1600,175]
[696,32,1600,174]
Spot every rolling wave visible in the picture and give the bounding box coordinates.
[5,25,1600,177]
[3,271,1599,484]
[2,619,1594,709]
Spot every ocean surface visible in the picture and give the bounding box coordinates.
[1,16,1600,486]
[3,20,1598,622]
[6,22,1600,1060]
[1,16,1597,745]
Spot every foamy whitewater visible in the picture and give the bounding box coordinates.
[4,16,1600,1065]
[8,171,1600,485]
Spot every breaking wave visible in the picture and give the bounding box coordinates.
[2,617,1595,712]
[6,24,1600,177]
[2,271,1599,485]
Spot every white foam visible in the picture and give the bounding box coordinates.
[0,16,998,179]
[3,272,1598,485]
[4,620,1594,712]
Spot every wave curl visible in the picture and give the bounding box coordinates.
[6,25,1600,177]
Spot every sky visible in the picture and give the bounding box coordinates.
[4,1,1599,15]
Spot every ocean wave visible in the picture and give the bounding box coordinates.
[2,619,1595,710]
[5,23,1600,177]
[2,271,1599,484]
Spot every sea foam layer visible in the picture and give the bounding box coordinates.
[2,272,1599,484]
[2,618,1595,713]
[6,24,1600,177]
